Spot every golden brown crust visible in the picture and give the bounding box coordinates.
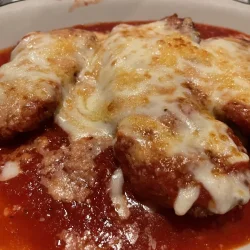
[163,14,200,43]
[0,91,59,139]
[0,29,99,140]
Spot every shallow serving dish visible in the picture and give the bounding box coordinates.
[0,0,250,249]
[0,0,250,49]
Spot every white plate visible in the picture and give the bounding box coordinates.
[0,0,250,48]
[0,0,249,249]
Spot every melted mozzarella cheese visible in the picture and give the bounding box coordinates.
[159,102,249,164]
[0,161,21,181]
[56,81,114,140]
[56,21,192,138]
[174,186,200,216]
[0,29,97,104]
[191,160,250,214]
[56,20,250,215]
[181,37,250,112]
[0,34,60,104]
[110,168,130,219]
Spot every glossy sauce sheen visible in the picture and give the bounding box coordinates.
[0,22,250,250]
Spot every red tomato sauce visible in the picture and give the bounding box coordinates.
[0,22,250,250]
[0,47,12,66]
